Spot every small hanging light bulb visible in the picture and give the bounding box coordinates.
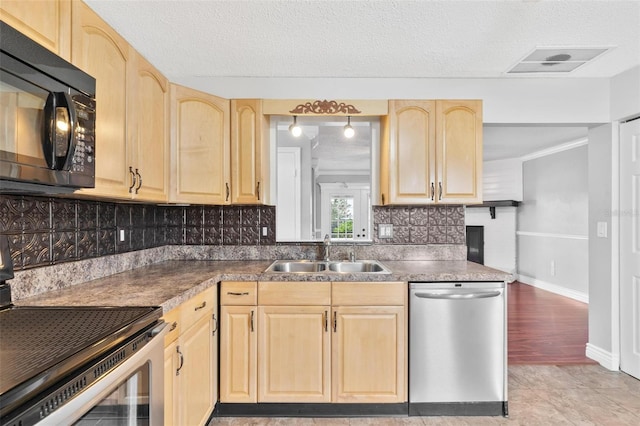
[289,115,302,137]
[343,116,355,139]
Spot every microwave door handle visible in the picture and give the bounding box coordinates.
[60,92,77,171]
[43,92,76,170]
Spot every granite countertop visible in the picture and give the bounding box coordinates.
[15,260,512,312]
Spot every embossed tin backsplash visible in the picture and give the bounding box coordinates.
[0,195,276,271]
[0,195,465,271]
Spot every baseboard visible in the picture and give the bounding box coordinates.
[586,343,620,371]
[516,274,589,303]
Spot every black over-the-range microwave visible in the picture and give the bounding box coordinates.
[0,21,96,193]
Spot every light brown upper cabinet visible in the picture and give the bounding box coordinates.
[0,0,71,60]
[381,99,482,205]
[128,54,170,202]
[170,84,231,204]
[231,99,270,204]
[72,1,168,202]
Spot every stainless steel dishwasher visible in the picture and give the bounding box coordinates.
[409,282,507,417]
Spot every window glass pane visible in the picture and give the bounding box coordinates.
[331,196,353,239]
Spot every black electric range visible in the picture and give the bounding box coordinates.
[0,304,163,424]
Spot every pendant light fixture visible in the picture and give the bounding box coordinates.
[289,115,302,137]
[343,116,355,139]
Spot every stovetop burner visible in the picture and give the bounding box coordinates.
[0,305,161,418]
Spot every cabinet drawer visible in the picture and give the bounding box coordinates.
[162,307,181,346]
[221,281,257,305]
[259,281,331,306]
[180,286,215,331]
[332,282,406,306]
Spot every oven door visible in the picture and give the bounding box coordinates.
[39,322,167,426]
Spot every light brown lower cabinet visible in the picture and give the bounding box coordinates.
[163,287,217,425]
[332,306,405,402]
[219,282,258,403]
[219,281,406,404]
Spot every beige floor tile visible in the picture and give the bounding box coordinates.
[209,366,640,426]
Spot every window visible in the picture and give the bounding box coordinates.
[330,196,354,239]
[319,183,370,240]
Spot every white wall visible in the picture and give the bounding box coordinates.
[175,76,611,124]
[587,123,617,367]
[610,65,640,121]
[465,207,517,275]
[483,158,523,201]
[517,145,589,302]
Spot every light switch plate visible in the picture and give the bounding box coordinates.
[597,221,608,238]
[378,224,393,239]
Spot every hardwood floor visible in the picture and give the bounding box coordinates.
[508,281,596,365]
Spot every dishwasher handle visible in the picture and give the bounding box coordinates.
[413,290,502,300]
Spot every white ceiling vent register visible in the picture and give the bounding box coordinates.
[507,47,612,74]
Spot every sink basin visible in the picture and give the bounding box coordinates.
[328,260,389,273]
[264,260,390,274]
[266,260,327,273]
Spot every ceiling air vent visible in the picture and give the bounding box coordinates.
[507,47,611,74]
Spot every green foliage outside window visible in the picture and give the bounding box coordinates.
[331,197,354,238]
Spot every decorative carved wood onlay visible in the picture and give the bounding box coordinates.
[289,100,362,115]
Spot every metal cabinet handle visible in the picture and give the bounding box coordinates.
[135,168,142,193]
[250,310,255,332]
[169,321,178,332]
[212,313,218,334]
[128,166,136,193]
[256,181,260,200]
[225,182,230,201]
[430,182,435,201]
[381,193,385,205]
[176,346,184,376]
[323,310,328,332]
[438,181,443,200]
[227,292,249,296]
[333,311,337,333]
[194,301,206,311]
[414,291,501,300]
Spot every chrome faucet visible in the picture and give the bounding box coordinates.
[323,234,331,262]
[349,242,356,262]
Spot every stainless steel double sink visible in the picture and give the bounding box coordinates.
[264,259,391,274]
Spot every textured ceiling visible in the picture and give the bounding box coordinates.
[84,0,640,80]
[82,1,632,160]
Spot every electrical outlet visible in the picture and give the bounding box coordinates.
[378,224,393,239]
[262,226,268,237]
[119,229,125,242]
